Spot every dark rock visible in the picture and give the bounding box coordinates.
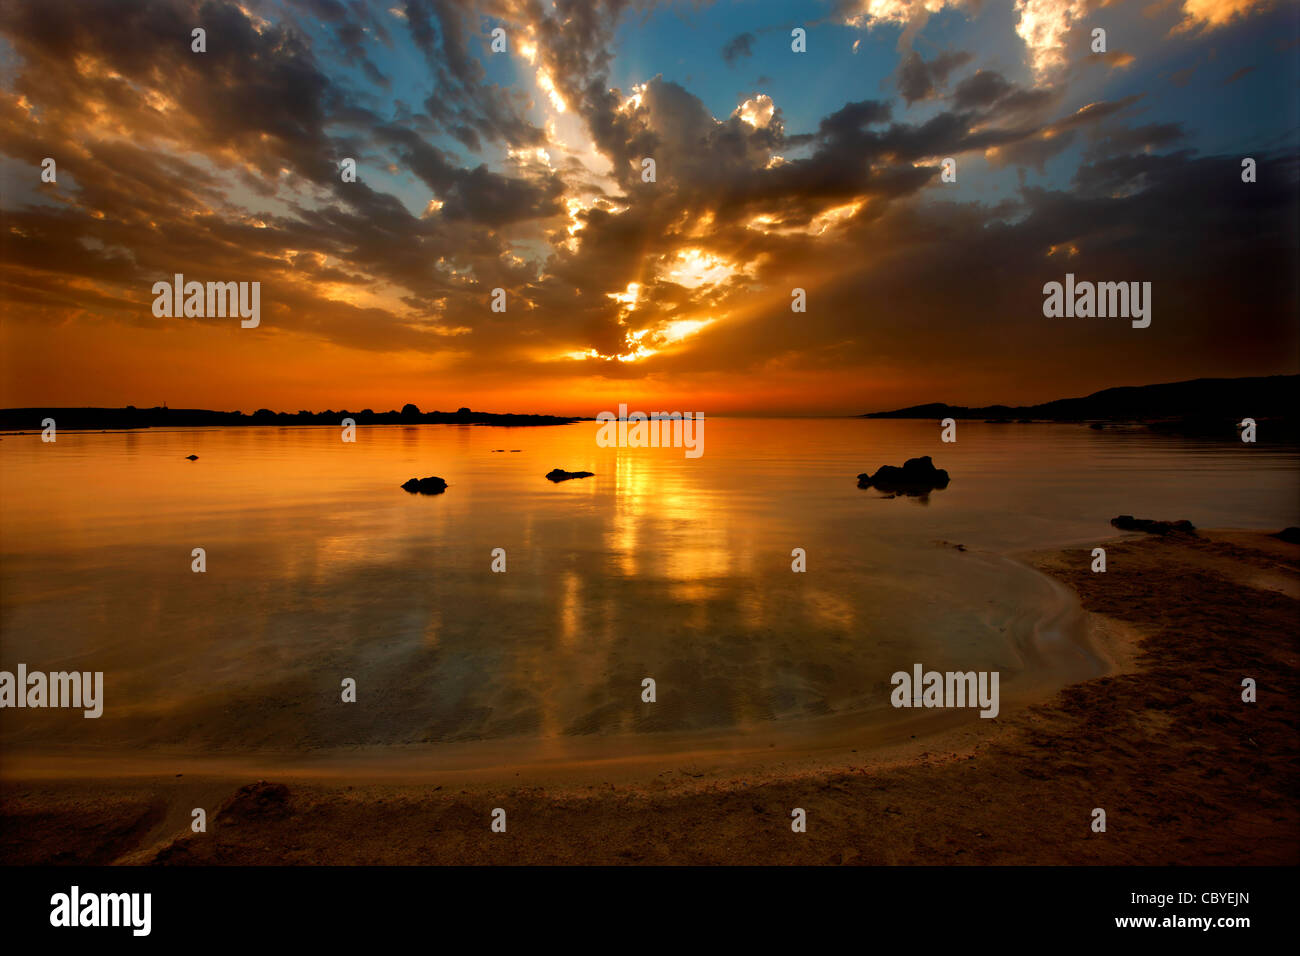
[857,456,950,495]
[185,454,198,460]
[1110,515,1196,535]
[217,781,291,824]
[401,476,448,495]
[546,468,594,482]
[1272,527,1300,544]
[150,840,199,865]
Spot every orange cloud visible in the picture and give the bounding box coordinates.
[1178,0,1279,30]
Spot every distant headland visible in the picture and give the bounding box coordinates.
[862,374,1298,436]
[0,404,586,431]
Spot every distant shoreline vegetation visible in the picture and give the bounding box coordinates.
[0,404,588,432]
[861,374,1297,438]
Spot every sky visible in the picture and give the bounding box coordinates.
[1,0,1297,416]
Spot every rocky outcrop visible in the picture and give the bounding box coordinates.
[857,456,950,495]
[216,781,291,825]
[401,476,448,495]
[1110,515,1196,535]
[546,468,594,482]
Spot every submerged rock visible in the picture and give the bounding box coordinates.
[401,476,448,495]
[857,456,950,495]
[1110,515,1196,535]
[546,468,594,482]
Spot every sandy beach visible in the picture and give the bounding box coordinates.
[2,527,1296,865]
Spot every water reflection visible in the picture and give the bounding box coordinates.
[0,420,1295,758]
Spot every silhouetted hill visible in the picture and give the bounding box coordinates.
[863,375,1297,433]
[0,405,586,431]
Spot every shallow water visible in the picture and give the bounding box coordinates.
[1,419,1296,759]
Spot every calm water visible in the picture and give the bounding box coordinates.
[1,419,1297,759]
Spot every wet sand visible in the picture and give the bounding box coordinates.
[2,529,1297,865]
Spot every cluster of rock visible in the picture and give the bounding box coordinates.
[857,456,950,495]
[401,476,448,495]
[1110,515,1196,535]
[401,469,594,493]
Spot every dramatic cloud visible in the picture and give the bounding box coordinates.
[0,0,1295,414]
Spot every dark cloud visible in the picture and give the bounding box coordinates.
[951,70,1059,118]
[952,70,1012,110]
[1083,122,1186,161]
[722,32,755,64]
[896,50,972,105]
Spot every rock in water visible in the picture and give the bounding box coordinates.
[546,468,594,482]
[185,455,199,460]
[401,476,448,495]
[857,456,950,495]
[1110,515,1196,535]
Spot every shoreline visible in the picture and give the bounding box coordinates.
[2,529,1296,864]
